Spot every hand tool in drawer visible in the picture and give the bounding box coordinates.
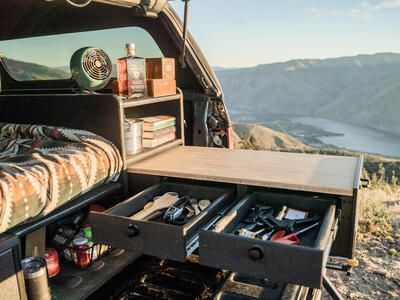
[198,199,211,211]
[235,204,321,242]
[276,206,287,220]
[259,216,321,241]
[242,206,274,231]
[163,195,193,225]
[131,192,179,220]
[235,206,275,238]
[189,198,201,216]
[238,228,266,239]
[270,222,320,245]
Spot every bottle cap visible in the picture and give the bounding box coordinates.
[126,43,136,55]
[83,227,92,240]
[73,236,88,246]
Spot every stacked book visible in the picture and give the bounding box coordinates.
[141,115,176,148]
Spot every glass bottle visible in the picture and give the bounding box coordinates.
[116,43,147,98]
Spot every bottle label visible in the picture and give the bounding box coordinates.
[127,58,146,98]
[117,60,128,96]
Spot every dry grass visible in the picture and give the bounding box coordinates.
[324,184,400,299]
[358,186,397,237]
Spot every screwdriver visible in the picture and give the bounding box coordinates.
[270,222,320,245]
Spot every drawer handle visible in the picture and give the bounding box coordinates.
[126,224,140,237]
[248,245,264,261]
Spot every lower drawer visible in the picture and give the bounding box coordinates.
[90,182,234,262]
[199,192,338,288]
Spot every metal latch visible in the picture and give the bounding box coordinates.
[347,258,359,267]
[360,178,370,189]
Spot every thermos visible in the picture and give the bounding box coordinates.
[21,256,52,300]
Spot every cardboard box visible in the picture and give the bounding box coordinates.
[146,58,175,80]
[147,79,176,97]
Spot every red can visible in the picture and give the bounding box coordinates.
[44,248,60,277]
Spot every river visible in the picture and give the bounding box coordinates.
[290,116,400,158]
[229,108,400,158]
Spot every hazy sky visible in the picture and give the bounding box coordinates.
[0,27,163,68]
[170,0,400,67]
[1,0,399,69]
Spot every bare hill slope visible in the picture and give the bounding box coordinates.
[218,53,400,134]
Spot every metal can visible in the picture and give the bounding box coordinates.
[21,256,52,300]
[124,119,143,155]
[44,248,60,278]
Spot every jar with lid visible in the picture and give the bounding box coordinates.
[72,236,91,268]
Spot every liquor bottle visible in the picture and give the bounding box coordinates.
[116,43,147,98]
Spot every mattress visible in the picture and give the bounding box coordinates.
[0,123,123,233]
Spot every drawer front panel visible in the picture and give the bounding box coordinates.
[200,231,324,287]
[91,213,186,261]
[199,192,337,288]
[91,182,234,262]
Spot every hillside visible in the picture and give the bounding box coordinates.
[217,53,400,134]
[3,58,69,81]
[233,123,308,151]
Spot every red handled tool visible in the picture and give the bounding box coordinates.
[270,222,320,245]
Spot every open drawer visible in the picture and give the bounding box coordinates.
[199,192,338,288]
[90,182,234,262]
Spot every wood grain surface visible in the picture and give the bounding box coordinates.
[128,146,361,196]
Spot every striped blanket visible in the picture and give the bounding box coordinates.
[0,123,122,233]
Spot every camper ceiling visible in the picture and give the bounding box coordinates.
[68,0,167,16]
[93,0,166,10]
[0,0,170,41]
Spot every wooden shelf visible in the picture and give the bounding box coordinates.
[121,94,181,108]
[121,90,185,164]
[50,250,139,300]
[126,139,183,164]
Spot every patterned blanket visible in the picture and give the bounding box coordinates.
[0,123,122,233]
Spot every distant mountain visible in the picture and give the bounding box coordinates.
[216,53,400,134]
[213,66,237,72]
[57,64,118,77]
[4,58,69,81]
[55,66,70,74]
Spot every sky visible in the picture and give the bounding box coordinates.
[1,0,399,69]
[0,27,163,69]
[170,0,400,67]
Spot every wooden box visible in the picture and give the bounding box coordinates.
[146,79,176,97]
[146,58,175,80]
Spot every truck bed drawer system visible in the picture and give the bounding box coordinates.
[91,183,338,288]
[109,145,362,294]
[90,181,347,290]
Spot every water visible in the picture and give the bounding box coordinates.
[229,108,400,158]
[290,116,400,158]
